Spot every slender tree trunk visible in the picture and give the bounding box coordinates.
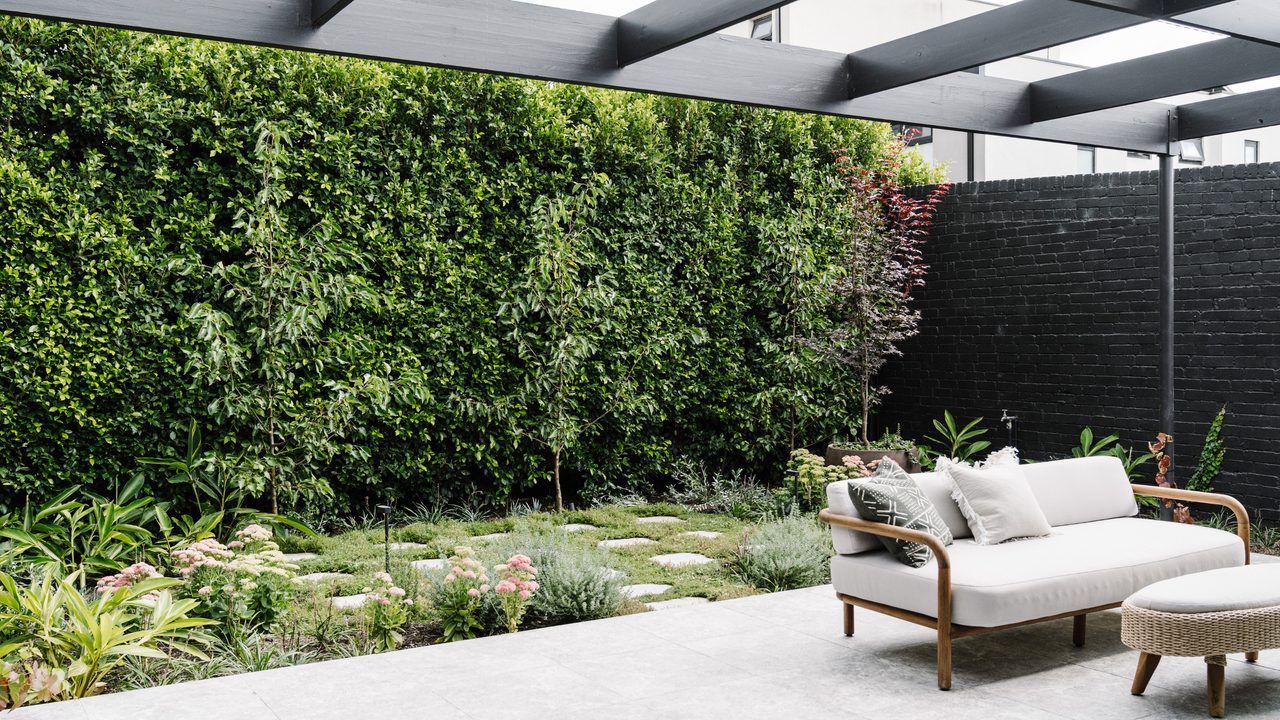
[862,366,871,450]
[554,447,563,513]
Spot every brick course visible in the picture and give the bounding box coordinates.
[880,163,1280,520]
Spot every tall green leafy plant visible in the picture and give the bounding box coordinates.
[1073,427,1121,457]
[179,122,422,513]
[922,411,991,464]
[1188,404,1228,493]
[500,181,667,511]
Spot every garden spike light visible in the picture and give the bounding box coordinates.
[377,504,394,575]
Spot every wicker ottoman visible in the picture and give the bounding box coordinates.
[1122,564,1280,717]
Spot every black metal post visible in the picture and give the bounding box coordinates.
[1158,153,1176,517]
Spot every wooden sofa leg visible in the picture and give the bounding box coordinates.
[1246,651,1259,662]
[1132,652,1161,695]
[1207,658,1226,718]
[843,601,855,637]
[1073,613,1086,647]
[937,626,952,691]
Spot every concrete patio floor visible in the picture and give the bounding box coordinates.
[16,578,1280,720]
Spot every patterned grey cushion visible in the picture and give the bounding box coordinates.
[846,458,954,568]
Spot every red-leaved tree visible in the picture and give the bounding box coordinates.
[799,135,950,449]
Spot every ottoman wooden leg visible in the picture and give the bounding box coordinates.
[1207,656,1227,718]
[1073,613,1087,647]
[1245,651,1258,663]
[1132,652,1162,695]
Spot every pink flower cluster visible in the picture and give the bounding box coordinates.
[494,554,539,599]
[170,539,235,577]
[841,454,882,478]
[95,562,162,592]
[235,524,273,542]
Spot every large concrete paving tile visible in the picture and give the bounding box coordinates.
[557,643,751,701]
[433,662,627,720]
[983,661,1197,720]
[241,654,466,720]
[860,686,1069,720]
[293,572,350,583]
[636,674,862,720]
[759,654,942,716]
[678,531,721,539]
[618,602,776,644]
[9,700,88,720]
[683,624,861,673]
[77,675,274,720]
[645,597,709,611]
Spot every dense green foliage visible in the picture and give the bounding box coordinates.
[1188,405,1228,493]
[0,18,940,513]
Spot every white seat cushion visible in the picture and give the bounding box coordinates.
[1128,564,1280,613]
[827,472,971,555]
[831,517,1245,627]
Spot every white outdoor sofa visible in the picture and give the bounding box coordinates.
[819,455,1251,690]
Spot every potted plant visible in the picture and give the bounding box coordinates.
[824,429,922,473]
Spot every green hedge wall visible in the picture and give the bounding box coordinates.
[0,18,940,513]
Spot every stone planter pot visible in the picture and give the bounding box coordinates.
[824,447,922,474]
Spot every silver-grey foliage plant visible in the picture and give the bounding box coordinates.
[732,513,833,592]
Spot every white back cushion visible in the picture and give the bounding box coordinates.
[1020,455,1138,527]
[826,472,972,555]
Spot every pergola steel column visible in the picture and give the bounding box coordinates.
[1158,153,1175,488]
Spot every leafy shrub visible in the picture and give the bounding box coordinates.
[169,525,299,635]
[531,549,624,623]
[731,514,832,592]
[668,458,776,520]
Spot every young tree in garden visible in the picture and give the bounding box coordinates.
[799,136,950,449]
[500,179,664,512]
[178,121,424,513]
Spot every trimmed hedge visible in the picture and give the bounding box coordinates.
[0,18,940,513]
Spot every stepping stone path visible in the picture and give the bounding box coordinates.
[471,533,508,541]
[645,597,710,611]
[559,524,596,532]
[678,531,722,539]
[650,553,715,568]
[635,516,684,525]
[598,538,658,549]
[282,553,318,561]
[331,594,367,609]
[294,572,350,583]
[620,583,671,599]
[377,542,429,550]
[411,558,449,572]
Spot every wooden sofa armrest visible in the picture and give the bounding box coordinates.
[1130,485,1251,564]
[818,508,951,569]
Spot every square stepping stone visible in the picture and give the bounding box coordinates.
[599,537,658,549]
[376,542,429,550]
[294,572,350,583]
[330,594,366,609]
[559,524,596,532]
[620,583,671,598]
[635,516,684,525]
[411,558,448,572]
[282,553,318,561]
[471,533,508,541]
[650,552,715,568]
[645,596,710,611]
[679,531,722,539]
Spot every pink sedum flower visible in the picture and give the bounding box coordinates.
[480,584,490,593]
[389,587,406,597]
[198,586,213,596]
[495,580,517,594]
[467,588,480,597]
[518,590,531,599]
[444,574,456,583]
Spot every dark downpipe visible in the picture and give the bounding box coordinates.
[1159,154,1175,493]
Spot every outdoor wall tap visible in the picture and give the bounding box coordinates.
[1001,409,1017,449]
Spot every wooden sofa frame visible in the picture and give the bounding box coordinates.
[818,485,1251,691]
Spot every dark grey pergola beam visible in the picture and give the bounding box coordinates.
[1172,0,1280,49]
[847,0,1148,98]
[616,0,788,67]
[311,0,356,28]
[1064,0,1238,16]
[1177,87,1280,138]
[1030,37,1280,122]
[0,0,1177,152]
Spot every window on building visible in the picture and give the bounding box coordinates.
[1127,151,1151,160]
[892,124,933,161]
[750,14,773,41]
[1245,140,1259,164]
[1077,146,1096,174]
[1179,139,1204,164]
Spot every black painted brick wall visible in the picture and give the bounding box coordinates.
[879,163,1280,520]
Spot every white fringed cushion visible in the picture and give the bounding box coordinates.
[940,450,1052,546]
